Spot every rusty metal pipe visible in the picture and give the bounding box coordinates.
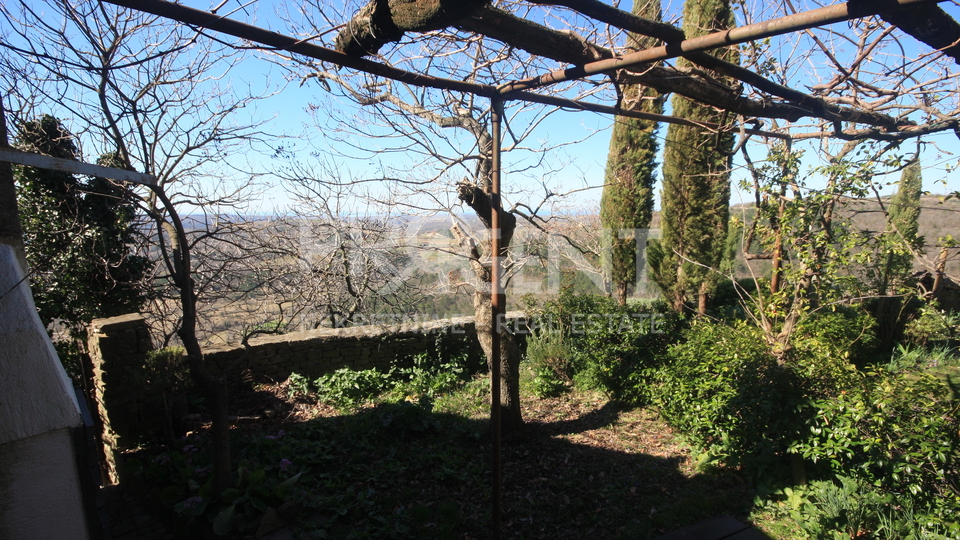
[515,91,791,139]
[501,0,948,94]
[489,98,504,540]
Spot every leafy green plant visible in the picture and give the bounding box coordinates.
[524,331,572,398]
[886,343,958,373]
[791,366,960,505]
[651,319,807,474]
[143,429,310,537]
[391,350,472,400]
[285,338,479,410]
[528,288,681,401]
[905,301,959,346]
[755,476,960,540]
[314,368,395,409]
[285,372,312,400]
[788,307,874,393]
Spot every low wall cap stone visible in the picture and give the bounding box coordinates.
[90,313,147,334]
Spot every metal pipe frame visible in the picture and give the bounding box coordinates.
[102,0,806,140]
[0,147,157,186]
[501,0,947,93]
[489,98,504,540]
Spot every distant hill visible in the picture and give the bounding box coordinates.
[724,194,960,276]
[728,194,960,249]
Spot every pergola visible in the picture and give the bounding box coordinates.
[5,0,960,536]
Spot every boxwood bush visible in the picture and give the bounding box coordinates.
[650,319,808,474]
[522,289,681,401]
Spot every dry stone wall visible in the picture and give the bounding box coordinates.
[87,313,155,480]
[202,314,510,384]
[88,312,527,459]
[89,312,528,411]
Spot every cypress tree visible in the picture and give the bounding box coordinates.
[649,0,737,314]
[600,0,664,305]
[882,157,923,293]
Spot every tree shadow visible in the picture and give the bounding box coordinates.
[220,399,766,540]
[526,399,626,437]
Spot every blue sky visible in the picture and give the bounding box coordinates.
[200,0,960,213]
[8,0,960,213]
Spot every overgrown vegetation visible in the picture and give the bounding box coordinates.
[125,280,960,539]
[285,340,482,410]
[521,289,960,539]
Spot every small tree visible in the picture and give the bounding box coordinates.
[600,0,663,306]
[880,157,923,294]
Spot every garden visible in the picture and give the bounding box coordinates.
[5,1,960,539]
[124,285,960,540]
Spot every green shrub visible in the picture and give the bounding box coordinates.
[789,307,875,395]
[314,368,395,409]
[905,301,959,346]
[651,319,806,473]
[285,372,312,400]
[288,339,479,409]
[391,349,472,400]
[524,330,572,398]
[528,288,681,401]
[790,366,960,505]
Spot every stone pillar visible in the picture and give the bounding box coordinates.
[87,313,153,484]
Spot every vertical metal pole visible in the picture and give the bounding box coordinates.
[489,97,504,540]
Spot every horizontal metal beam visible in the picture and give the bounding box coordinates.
[501,0,948,94]
[0,147,157,186]
[515,91,791,140]
[100,0,789,140]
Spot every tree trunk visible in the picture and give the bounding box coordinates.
[452,180,524,435]
[472,289,524,434]
[154,188,233,493]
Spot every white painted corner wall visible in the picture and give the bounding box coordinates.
[0,243,89,539]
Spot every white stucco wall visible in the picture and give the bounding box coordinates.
[0,244,80,443]
[0,428,89,540]
[0,243,88,538]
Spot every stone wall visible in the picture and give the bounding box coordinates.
[87,313,155,482]
[202,314,511,384]
[87,312,527,463]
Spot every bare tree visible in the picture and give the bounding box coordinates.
[0,0,283,491]
[269,0,620,434]
[249,159,444,333]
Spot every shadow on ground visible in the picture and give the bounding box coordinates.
[164,396,763,540]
